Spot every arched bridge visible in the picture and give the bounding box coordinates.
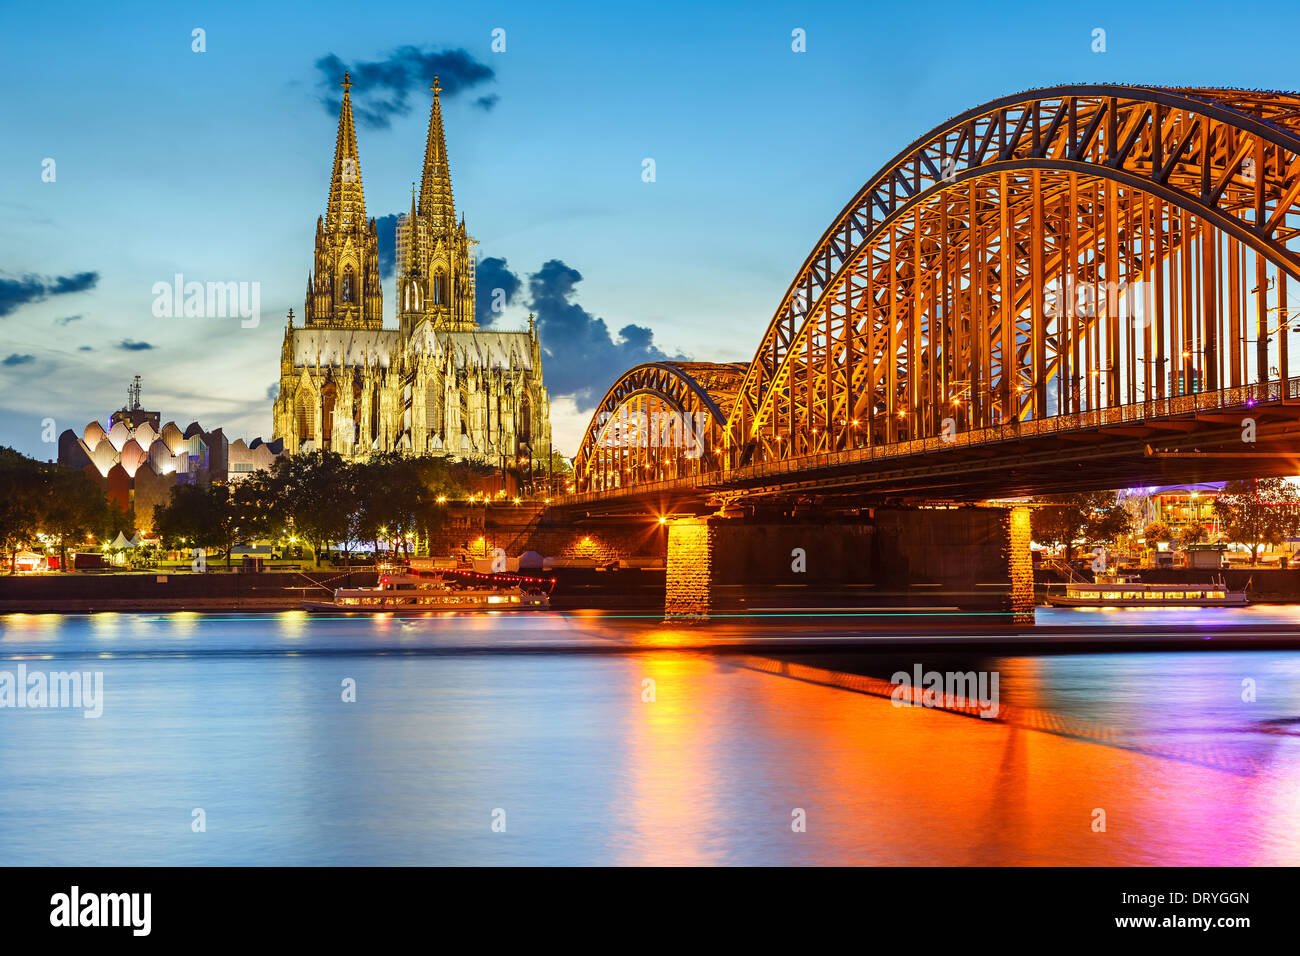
[567,85,1300,511]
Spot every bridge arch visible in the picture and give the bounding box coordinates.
[574,362,747,492]
[728,85,1300,465]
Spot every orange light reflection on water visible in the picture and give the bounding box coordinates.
[611,652,1300,865]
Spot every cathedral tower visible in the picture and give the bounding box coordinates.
[397,77,477,333]
[304,72,384,329]
[397,187,427,340]
[275,72,551,472]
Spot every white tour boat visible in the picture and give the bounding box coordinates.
[1046,572,1248,608]
[303,571,551,613]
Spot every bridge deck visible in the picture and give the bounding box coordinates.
[558,377,1300,512]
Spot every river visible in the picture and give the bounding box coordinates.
[2,608,1299,865]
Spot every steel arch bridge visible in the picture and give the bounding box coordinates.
[570,85,1300,503]
[573,362,747,490]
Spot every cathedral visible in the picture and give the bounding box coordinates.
[272,74,551,468]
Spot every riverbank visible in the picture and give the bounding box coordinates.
[0,568,668,614]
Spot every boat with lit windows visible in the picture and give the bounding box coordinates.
[1046,572,1248,608]
[303,571,551,613]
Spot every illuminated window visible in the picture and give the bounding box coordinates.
[1165,591,1184,599]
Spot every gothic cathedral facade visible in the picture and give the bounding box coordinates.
[273,75,551,467]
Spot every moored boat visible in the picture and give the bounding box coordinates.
[304,570,552,613]
[1046,572,1248,608]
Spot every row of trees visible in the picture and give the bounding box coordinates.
[152,451,504,566]
[1029,491,1132,561]
[1031,479,1300,564]
[1211,478,1300,562]
[0,446,133,571]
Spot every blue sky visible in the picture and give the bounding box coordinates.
[3,0,1299,458]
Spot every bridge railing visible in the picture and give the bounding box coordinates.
[560,376,1300,503]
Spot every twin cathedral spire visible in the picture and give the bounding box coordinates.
[303,73,476,334]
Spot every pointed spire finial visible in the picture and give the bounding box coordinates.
[325,68,365,232]
[419,75,455,228]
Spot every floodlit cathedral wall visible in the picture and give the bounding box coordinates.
[272,73,552,465]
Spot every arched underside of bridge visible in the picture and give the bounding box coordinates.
[569,86,1300,506]
[573,362,747,492]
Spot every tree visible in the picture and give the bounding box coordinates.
[269,452,357,565]
[1182,521,1208,546]
[231,474,280,550]
[1030,491,1133,562]
[1212,478,1300,563]
[1143,520,1172,550]
[38,464,108,572]
[154,482,230,563]
[0,447,43,571]
[98,499,136,543]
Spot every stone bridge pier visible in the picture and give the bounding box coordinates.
[665,506,1034,623]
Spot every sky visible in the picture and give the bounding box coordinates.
[4,0,1300,460]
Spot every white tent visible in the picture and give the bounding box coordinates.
[14,550,44,571]
[110,531,135,549]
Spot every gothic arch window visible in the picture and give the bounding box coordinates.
[352,379,363,444]
[518,393,532,445]
[404,280,421,312]
[342,266,355,303]
[321,383,338,452]
[296,391,315,443]
[370,384,381,444]
[433,270,446,306]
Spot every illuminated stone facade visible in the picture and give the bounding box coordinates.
[272,75,551,465]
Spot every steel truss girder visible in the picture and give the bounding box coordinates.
[730,85,1300,465]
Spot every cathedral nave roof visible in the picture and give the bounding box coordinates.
[290,328,401,368]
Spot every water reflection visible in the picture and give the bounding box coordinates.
[0,611,1297,864]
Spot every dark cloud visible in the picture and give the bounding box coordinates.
[51,272,98,295]
[118,340,154,351]
[315,47,495,129]
[375,213,400,279]
[2,354,35,366]
[474,94,499,111]
[56,314,84,326]
[266,382,279,401]
[475,256,522,327]
[0,271,99,318]
[524,258,686,410]
[78,345,93,351]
